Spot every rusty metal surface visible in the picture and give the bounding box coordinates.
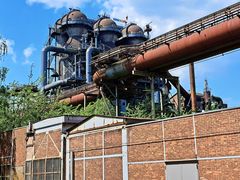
[93,18,117,30]
[59,83,99,105]
[93,16,240,83]
[62,2,240,105]
[61,88,99,105]
[66,10,87,21]
[189,63,197,112]
[92,2,240,68]
[135,16,240,70]
[122,24,144,37]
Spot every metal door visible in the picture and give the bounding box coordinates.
[166,163,199,180]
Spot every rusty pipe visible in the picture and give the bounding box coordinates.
[93,17,240,83]
[60,88,99,105]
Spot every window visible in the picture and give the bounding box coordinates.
[46,158,61,180]
[25,161,32,180]
[25,158,61,180]
[0,157,11,180]
[33,159,45,180]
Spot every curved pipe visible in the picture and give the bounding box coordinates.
[86,46,98,83]
[93,17,240,83]
[42,46,77,87]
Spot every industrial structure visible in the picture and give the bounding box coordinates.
[42,2,240,115]
[1,2,240,180]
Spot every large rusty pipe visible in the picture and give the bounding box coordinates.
[60,89,99,105]
[93,17,240,83]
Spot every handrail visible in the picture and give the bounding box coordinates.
[92,2,240,65]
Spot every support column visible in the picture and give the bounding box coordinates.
[115,85,119,117]
[151,76,156,118]
[122,128,128,180]
[83,94,87,110]
[189,63,197,112]
[177,77,181,115]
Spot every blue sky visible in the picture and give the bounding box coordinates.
[0,0,239,107]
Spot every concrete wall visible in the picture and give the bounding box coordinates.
[68,108,240,180]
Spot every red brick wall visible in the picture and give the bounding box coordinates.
[85,159,102,180]
[199,159,240,180]
[34,130,61,159]
[104,129,122,155]
[74,160,83,180]
[126,108,240,179]
[68,108,240,180]
[128,123,164,162]
[128,163,165,180]
[164,117,195,160]
[13,127,27,166]
[70,129,123,180]
[12,127,27,180]
[85,132,102,157]
[0,128,27,180]
[105,157,122,180]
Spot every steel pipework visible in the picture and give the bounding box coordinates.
[42,46,78,87]
[60,88,99,105]
[93,17,240,83]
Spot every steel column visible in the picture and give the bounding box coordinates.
[115,85,119,117]
[189,63,197,112]
[151,77,156,118]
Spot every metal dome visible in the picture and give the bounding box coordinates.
[51,19,64,38]
[116,23,147,46]
[61,9,91,28]
[94,17,120,33]
[55,19,62,28]
[67,9,88,21]
[122,23,145,38]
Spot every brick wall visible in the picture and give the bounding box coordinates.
[199,159,240,180]
[126,108,240,179]
[0,131,12,161]
[69,129,123,180]
[68,109,240,179]
[12,127,27,180]
[0,127,27,180]
[34,130,61,159]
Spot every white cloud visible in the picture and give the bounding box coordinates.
[26,0,89,9]
[4,39,17,63]
[100,0,179,37]
[23,46,36,59]
[23,46,36,65]
[99,0,239,37]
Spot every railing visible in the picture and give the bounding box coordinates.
[92,45,140,65]
[139,2,240,52]
[93,2,240,65]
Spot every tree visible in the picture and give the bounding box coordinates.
[0,83,80,131]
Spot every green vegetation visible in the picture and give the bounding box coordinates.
[0,36,189,131]
[0,78,118,131]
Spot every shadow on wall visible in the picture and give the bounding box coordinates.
[0,131,17,178]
